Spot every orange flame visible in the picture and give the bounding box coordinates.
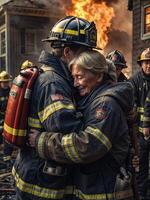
[65,0,115,49]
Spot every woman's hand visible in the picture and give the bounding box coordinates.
[28,129,39,147]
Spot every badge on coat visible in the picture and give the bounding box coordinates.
[95,108,107,120]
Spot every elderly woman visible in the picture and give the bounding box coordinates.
[29,50,134,200]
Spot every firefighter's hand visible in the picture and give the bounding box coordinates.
[143,127,150,140]
[28,129,39,147]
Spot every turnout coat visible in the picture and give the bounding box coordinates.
[35,81,134,200]
[13,50,81,200]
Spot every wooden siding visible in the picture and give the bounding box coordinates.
[0,0,64,77]
[9,15,56,77]
[132,0,150,74]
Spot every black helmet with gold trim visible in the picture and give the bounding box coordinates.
[106,50,127,69]
[42,16,99,49]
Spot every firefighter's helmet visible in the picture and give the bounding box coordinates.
[0,71,12,82]
[137,48,150,63]
[42,16,99,49]
[21,60,33,70]
[106,50,127,69]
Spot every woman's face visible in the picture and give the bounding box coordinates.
[71,64,101,96]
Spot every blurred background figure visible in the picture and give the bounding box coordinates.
[0,71,13,171]
[106,50,128,82]
[130,47,150,200]
[21,60,34,70]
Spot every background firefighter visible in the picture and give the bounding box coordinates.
[106,50,128,82]
[0,71,14,170]
[12,16,100,200]
[130,47,150,200]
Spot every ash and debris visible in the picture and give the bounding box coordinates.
[0,145,17,200]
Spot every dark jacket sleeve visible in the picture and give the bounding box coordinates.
[28,71,82,133]
[35,96,129,165]
[143,91,150,128]
[129,75,139,107]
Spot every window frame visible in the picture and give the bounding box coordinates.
[20,28,37,55]
[0,26,6,71]
[141,4,150,40]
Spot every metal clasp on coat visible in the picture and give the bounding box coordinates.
[43,161,67,176]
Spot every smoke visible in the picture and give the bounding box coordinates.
[104,0,132,75]
[104,29,132,67]
[32,0,64,11]
[62,0,132,72]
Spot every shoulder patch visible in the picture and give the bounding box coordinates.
[51,94,64,101]
[95,108,107,120]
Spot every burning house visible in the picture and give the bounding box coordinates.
[0,0,133,77]
[0,0,64,77]
[128,0,150,73]
[1,0,147,77]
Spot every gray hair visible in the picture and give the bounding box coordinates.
[69,50,108,75]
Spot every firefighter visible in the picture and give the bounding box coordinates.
[0,71,13,169]
[12,16,99,200]
[106,50,128,82]
[130,47,150,200]
[21,60,34,70]
[29,50,134,200]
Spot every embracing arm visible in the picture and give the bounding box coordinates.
[29,97,129,164]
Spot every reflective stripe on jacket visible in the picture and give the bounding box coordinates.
[130,70,150,133]
[0,87,9,132]
[13,51,81,200]
[35,82,134,200]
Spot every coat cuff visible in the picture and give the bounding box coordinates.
[35,132,47,159]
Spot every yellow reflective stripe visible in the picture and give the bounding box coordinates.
[74,189,113,200]
[137,107,144,113]
[3,155,11,161]
[143,116,150,122]
[140,114,150,122]
[12,167,73,199]
[0,96,7,101]
[37,132,46,159]
[53,27,85,35]
[139,127,143,133]
[0,111,5,115]
[38,101,75,123]
[145,97,150,102]
[28,117,42,128]
[12,167,133,200]
[62,126,112,163]
[86,126,112,151]
[140,114,144,121]
[4,122,26,137]
[62,133,82,163]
